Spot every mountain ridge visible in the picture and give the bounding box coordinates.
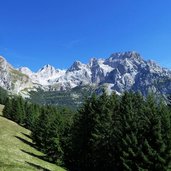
[0,51,171,99]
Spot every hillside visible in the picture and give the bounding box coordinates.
[29,86,94,108]
[0,105,65,171]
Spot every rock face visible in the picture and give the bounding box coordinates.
[0,56,33,96]
[1,51,171,97]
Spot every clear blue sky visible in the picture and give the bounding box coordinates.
[0,0,171,71]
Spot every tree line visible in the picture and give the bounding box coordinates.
[0,86,8,104]
[2,96,74,165]
[2,92,171,171]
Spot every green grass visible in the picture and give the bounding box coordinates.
[0,105,66,171]
[0,104,4,114]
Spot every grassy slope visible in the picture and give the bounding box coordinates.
[0,104,66,171]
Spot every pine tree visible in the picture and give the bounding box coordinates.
[0,87,8,104]
[45,112,64,164]
[3,97,12,119]
[25,103,40,130]
[18,96,26,124]
[138,95,171,170]
[69,92,119,171]
[113,93,171,170]
[113,92,144,170]
[32,105,64,164]
[89,92,118,170]
[10,97,25,124]
[69,94,98,171]
[32,106,51,149]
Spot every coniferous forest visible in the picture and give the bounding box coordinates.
[2,91,171,171]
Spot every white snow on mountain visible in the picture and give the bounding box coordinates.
[1,51,171,96]
[18,67,34,77]
[19,64,66,86]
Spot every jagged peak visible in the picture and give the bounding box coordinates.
[18,67,34,76]
[89,58,98,66]
[1,51,171,99]
[109,51,142,61]
[146,60,162,70]
[89,57,105,67]
[0,55,13,69]
[38,64,56,73]
[19,66,32,71]
[0,56,8,65]
[42,64,55,69]
[73,60,83,65]
[0,55,6,61]
[67,60,85,72]
[147,60,157,65]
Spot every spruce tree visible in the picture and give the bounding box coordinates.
[32,105,64,164]
[25,103,40,130]
[0,87,7,104]
[69,92,119,171]
[113,93,171,171]
[113,92,144,170]
[10,97,25,124]
[45,112,64,164]
[32,106,51,149]
[3,97,12,119]
[70,94,98,171]
[138,95,171,171]
[89,92,118,170]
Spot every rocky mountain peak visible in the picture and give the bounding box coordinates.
[109,51,141,61]
[89,58,99,67]
[0,56,12,71]
[38,64,56,72]
[18,67,33,76]
[0,51,171,98]
[67,61,85,72]
[0,56,6,62]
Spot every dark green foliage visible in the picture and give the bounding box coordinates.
[2,94,73,166]
[0,86,8,104]
[45,115,63,164]
[67,93,119,171]
[32,107,51,151]
[29,86,94,109]
[113,92,146,171]
[2,91,171,170]
[113,93,171,171]
[24,102,40,130]
[3,96,25,124]
[139,95,171,171]
[3,96,40,127]
[3,97,12,119]
[32,106,71,165]
[4,97,26,124]
[66,92,171,171]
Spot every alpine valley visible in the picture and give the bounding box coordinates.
[0,51,171,107]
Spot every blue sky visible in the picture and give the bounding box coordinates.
[0,0,171,71]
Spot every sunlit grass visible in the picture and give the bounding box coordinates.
[0,105,66,171]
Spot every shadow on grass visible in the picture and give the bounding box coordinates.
[15,135,35,148]
[21,149,48,161]
[25,161,51,171]
[21,132,32,139]
[21,149,55,164]
[16,133,55,165]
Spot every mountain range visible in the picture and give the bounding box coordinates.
[0,51,171,105]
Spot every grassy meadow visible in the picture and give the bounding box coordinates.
[0,104,66,171]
